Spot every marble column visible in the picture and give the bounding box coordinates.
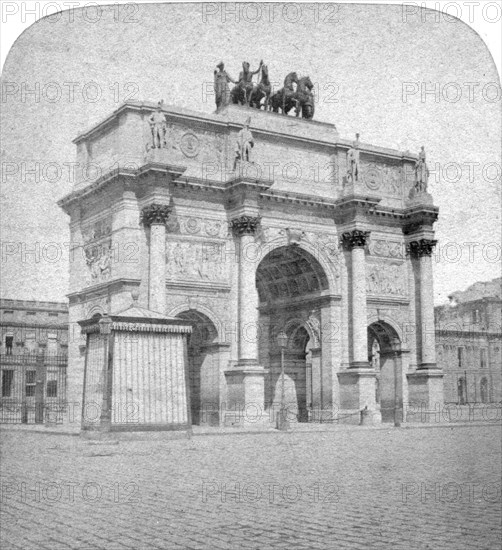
[341,230,371,368]
[408,239,438,369]
[141,204,171,314]
[407,238,443,415]
[225,215,268,426]
[230,215,261,364]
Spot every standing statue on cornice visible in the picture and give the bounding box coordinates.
[414,146,429,193]
[231,60,263,106]
[233,117,254,171]
[346,133,361,184]
[148,101,167,148]
[214,61,236,110]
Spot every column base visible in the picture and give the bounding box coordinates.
[224,364,269,427]
[407,369,444,413]
[337,368,379,422]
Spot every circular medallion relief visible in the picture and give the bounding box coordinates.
[180,132,200,158]
[364,165,382,191]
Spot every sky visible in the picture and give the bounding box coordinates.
[1,1,501,304]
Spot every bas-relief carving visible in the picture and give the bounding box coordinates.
[169,215,225,238]
[81,217,113,285]
[368,238,405,259]
[366,262,407,298]
[82,218,112,244]
[362,162,402,196]
[84,240,113,283]
[166,241,228,282]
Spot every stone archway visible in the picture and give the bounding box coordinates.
[256,245,330,422]
[368,320,402,423]
[175,310,218,425]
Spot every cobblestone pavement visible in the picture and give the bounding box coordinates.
[1,425,501,550]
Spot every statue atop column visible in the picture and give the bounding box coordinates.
[414,146,429,193]
[148,101,167,149]
[233,117,254,171]
[346,133,360,184]
[214,61,236,110]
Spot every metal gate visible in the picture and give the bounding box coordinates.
[0,352,67,424]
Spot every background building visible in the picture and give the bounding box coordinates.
[435,278,502,404]
[0,299,68,423]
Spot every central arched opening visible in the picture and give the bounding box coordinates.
[368,321,401,423]
[256,245,330,422]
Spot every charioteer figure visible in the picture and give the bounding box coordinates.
[232,60,263,105]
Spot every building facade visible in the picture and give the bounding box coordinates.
[435,278,502,404]
[58,100,443,427]
[0,299,68,423]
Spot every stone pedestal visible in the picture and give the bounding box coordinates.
[224,365,268,426]
[337,369,381,424]
[407,370,444,419]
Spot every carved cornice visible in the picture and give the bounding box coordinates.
[406,239,437,258]
[341,230,370,250]
[229,215,261,236]
[140,204,172,226]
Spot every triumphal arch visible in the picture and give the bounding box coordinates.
[59,75,443,427]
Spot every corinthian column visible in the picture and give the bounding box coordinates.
[341,230,371,368]
[141,204,171,313]
[408,239,438,369]
[229,215,261,363]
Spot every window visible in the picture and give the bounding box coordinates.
[5,336,13,355]
[457,377,467,405]
[472,309,480,324]
[1,370,14,397]
[3,310,13,315]
[48,313,58,317]
[26,311,36,316]
[457,347,463,368]
[46,380,57,397]
[480,349,487,369]
[480,378,489,404]
[25,332,36,352]
[25,370,36,397]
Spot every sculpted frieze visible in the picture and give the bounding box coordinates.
[172,216,225,238]
[82,217,112,244]
[362,162,402,196]
[366,262,407,298]
[368,238,405,259]
[166,241,228,282]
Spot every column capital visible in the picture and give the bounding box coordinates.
[229,215,261,236]
[140,204,171,226]
[406,239,437,258]
[341,229,370,250]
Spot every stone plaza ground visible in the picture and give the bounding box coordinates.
[1,423,501,550]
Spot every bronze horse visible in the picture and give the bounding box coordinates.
[270,73,315,119]
[249,64,272,110]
